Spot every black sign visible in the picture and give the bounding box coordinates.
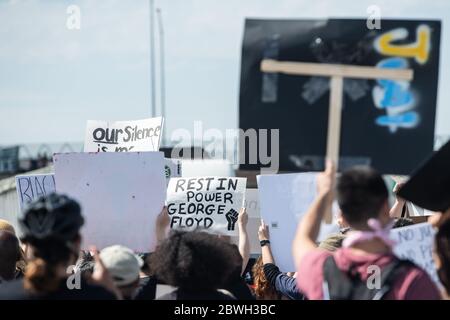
[239,19,441,174]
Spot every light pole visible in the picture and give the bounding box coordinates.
[156,8,166,146]
[149,0,156,117]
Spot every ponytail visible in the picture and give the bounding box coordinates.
[24,258,60,293]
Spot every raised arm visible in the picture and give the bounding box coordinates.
[292,160,335,267]
[258,219,275,265]
[238,208,250,275]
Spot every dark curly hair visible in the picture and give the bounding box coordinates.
[150,231,237,292]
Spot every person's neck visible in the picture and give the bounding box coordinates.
[347,237,392,255]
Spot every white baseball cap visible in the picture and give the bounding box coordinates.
[99,245,144,287]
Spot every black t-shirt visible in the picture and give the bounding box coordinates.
[0,278,116,300]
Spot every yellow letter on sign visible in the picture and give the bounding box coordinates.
[375,25,430,64]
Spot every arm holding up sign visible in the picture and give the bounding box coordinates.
[292,160,336,266]
[238,208,250,275]
[260,220,304,300]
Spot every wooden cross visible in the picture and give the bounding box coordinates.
[260,59,414,222]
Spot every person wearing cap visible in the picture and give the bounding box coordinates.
[0,193,117,300]
[99,245,143,300]
[0,219,27,278]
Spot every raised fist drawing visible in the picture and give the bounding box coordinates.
[225,209,239,231]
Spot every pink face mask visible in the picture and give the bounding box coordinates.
[342,218,396,248]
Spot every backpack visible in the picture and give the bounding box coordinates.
[322,255,415,300]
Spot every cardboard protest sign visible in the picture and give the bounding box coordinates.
[164,158,182,184]
[167,177,247,236]
[257,172,339,272]
[84,117,163,152]
[391,223,440,284]
[240,19,440,174]
[54,152,166,251]
[15,174,56,212]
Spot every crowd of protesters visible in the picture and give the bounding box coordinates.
[0,163,449,300]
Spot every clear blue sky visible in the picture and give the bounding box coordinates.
[0,0,449,145]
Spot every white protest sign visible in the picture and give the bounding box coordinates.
[257,172,339,272]
[244,188,260,218]
[243,189,263,254]
[15,174,56,212]
[54,152,166,251]
[391,223,440,284]
[84,117,163,152]
[164,158,182,184]
[167,177,247,236]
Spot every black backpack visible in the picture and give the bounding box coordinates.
[322,255,415,300]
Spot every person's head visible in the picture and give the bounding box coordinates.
[0,231,21,281]
[0,219,16,235]
[150,231,236,293]
[99,245,143,299]
[435,215,450,296]
[251,257,279,300]
[336,166,390,230]
[19,193,84,293]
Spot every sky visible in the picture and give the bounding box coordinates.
[0,0,449,146]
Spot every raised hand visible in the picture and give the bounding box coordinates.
[258,219,270,241]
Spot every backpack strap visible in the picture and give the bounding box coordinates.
[323,255,415,300]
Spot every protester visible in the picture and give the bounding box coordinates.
[0,219,15,234]
[292,162,441,300]
[434,213,450,299]
[150,230,237,300]
[99,245,143,300]
[259,220,304,300]
[0,231,21,285]
[0,219,26,276]
[0,194,117,300]
[252,257,280,300]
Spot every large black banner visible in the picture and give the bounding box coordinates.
[239,19,441,174]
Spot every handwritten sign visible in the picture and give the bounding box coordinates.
[167,177,247,236]
[84,117,163,152]
[54,152,166,251]
[15,174,56,212]
[391,223,440,284]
